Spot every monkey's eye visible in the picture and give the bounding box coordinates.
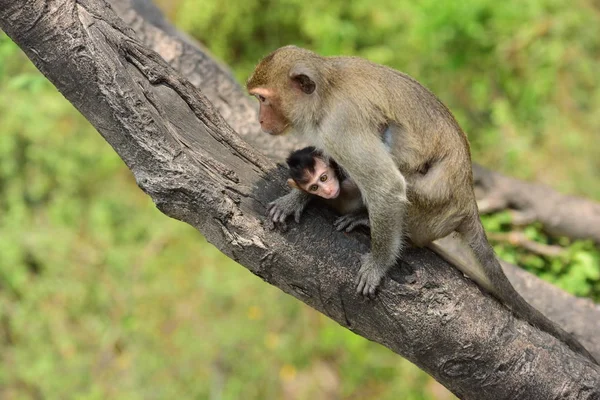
[319,174,327,182]
[255,94,266,102]
[309,185,318,192]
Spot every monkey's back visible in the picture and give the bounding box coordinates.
[330,56,478,243]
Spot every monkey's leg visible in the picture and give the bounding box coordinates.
[427,233,493,291]
[323,128,408,297]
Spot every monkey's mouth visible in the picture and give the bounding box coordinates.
[268,123,290,136]
[329,186,340,199]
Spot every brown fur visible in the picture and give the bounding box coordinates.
[251,46,597,363]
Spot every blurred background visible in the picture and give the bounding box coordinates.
[1,0,599,398]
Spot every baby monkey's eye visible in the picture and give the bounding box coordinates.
[255,94,266,102]
[320,174,327,182]
[309,185,318,192]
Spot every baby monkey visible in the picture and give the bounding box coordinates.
[282,127,396,231]
[285,146,369,232]
[284,147,456,248]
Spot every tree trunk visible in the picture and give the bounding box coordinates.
[1,0,599,398]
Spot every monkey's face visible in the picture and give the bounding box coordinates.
[249,87,291,135]
[299,158,340,199]
[247,46,319,135]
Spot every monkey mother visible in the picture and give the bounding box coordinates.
[247,45,475,297]
[246,45,596,364]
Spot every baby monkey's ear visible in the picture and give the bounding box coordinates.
[287,178,301,190]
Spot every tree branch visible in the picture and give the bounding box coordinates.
[2,0,600,397]
[487,231,564,257]
[474,164,600,245]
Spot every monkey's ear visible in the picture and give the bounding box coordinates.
[289,64,316,94]
[287,178,301,190]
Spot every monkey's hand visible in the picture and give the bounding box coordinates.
[356,253,387,298]
[266,190,312,231]
[334,212,370,233]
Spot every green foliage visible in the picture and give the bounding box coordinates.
[2,0,600,397]
[482,213,600,300]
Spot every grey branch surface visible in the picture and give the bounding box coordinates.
[2,0,600,398]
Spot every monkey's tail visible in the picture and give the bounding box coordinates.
[439,215,598,365]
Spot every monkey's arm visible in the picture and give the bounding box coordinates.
[266,189,313,230]
[323,126,408,296]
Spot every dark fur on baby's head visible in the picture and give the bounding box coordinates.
[286,146,345,184]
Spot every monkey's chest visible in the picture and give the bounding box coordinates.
[331,197,364,214]
[327,181,364,214]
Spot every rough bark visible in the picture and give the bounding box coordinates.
[2,0,600,398]
[109,0,310,159]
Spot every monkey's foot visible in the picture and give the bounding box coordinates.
[356,253,386,298]
[266,191,308,231]
[334,212,370,233]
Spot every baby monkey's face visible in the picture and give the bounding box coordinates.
[299,158,340,199]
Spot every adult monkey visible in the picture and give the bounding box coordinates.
[247,45,596,363]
